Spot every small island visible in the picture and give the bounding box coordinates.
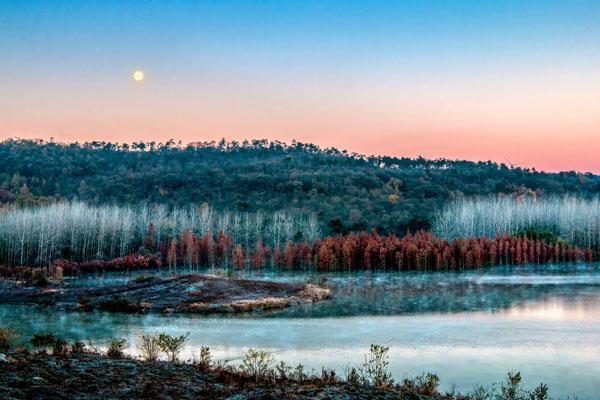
[0,274,331,314]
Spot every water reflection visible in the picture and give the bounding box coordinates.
[501,297,600,320]
[64,264,600,318]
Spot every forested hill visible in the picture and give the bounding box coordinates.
[0,138,598,235]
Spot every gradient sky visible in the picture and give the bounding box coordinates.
[1,0,599,172]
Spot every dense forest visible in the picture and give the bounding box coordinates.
[0,139,599,235]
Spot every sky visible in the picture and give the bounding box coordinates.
[1,0,599,173]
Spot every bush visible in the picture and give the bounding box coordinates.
[0,326,19,352]
[71,340,86,353]
[156,332,189,363]
[362,344,394,389]
[194,346,212,372]
[30,333,57,354]
[468,372,550,400]
[346,367,361,386]
[240,348,273,381]
[107,338,127,359]
[417,372,440,394]
[321,367,337,383]
[529,383,549,400]
[137,334,160,362]
[275,361,291,380]
[291,363,308,381]
[500,371,524,400]
[403,372,440,396]
[468,385,493,400]
[51,338,69,357]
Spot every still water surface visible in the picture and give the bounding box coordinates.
[1,265,599,398]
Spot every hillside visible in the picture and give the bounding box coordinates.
[0,138,598,235]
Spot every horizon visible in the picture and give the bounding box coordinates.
[1,0,599,173]
[2,136,598,175]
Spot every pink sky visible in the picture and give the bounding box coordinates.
[1,68,598,173]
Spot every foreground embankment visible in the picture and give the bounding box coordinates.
[0,349,552,400]
[0,274,330,313]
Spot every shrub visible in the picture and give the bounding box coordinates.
[414,372,440,395]
[137,334,160,362]
[292,363,307,381]
[240,348,273,381]
[275,361,291,380]
[194,346,212,372]
[469,372,549,400]
[468,386,493,400]
[156,332,189,363]
[30,333,57,354]
[321,367,337,383]
[500,371,523,400]
[402,372,440,396]
[71,340,86,353]
[529,383,549,400]
[362,344,394,389]
[51,338,69,357]
[346,367,361,386]
[0,326,19,352]
[107,338,127,359]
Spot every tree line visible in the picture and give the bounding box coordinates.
[149,229,599,271]
[3,228,596,278]
[1,138,598,235]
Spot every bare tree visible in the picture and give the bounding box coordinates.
[434,196,600,251]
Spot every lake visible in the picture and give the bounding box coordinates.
[2,264,600,398]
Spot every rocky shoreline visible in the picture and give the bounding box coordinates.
[0,351,450,400]
[0,274,331,314]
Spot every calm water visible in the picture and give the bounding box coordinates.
[2,265,600,398]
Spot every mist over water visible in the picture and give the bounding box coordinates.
[2,264,600,398]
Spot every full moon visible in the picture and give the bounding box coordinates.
[132,70,144,82]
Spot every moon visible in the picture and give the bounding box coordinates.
[132,70,145,82]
